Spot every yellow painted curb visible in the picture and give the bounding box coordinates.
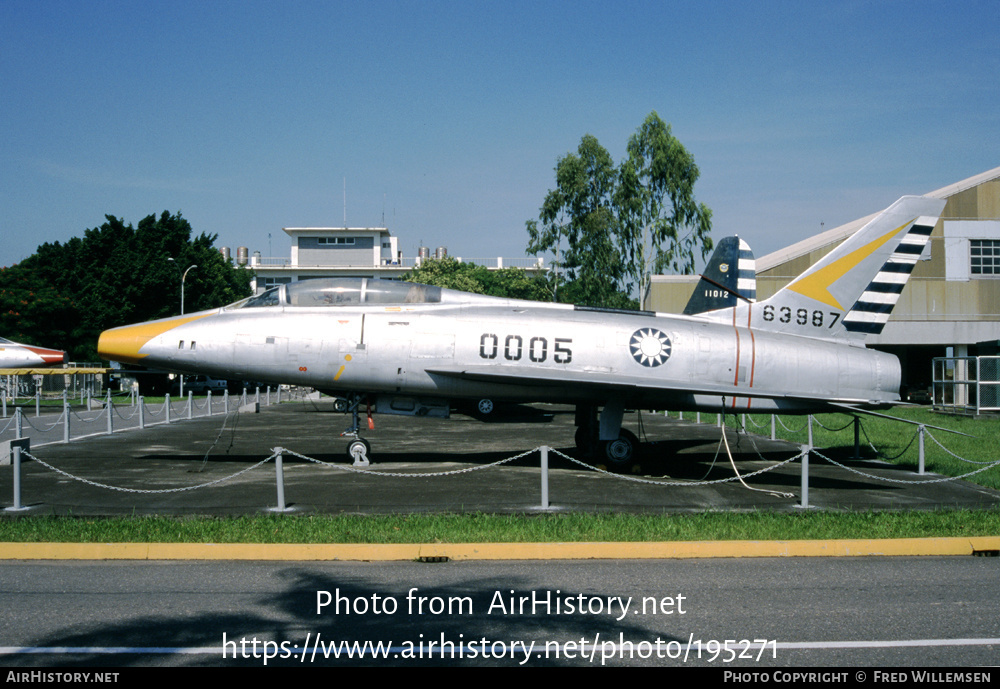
[1,537,998,561]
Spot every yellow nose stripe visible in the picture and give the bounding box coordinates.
[98,314,211,364]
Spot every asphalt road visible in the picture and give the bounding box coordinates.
[2,557,998,667]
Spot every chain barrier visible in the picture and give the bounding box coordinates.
[0,415,15,434]
[859,420,919,460]
[8,396,996,508]
[279,446,537,477]
[924,428,997,465]
[813,415,855,432]
[16,411,66,433]
[812,448,1000,485]
[776,416,808,433]
[741,414,770,430]
[547,446,806,487]
[112,403,140,421]
[70,405,108,424]
[21,449,277,494]
[143,400,167,418]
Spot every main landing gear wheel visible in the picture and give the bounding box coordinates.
[476,398,495,417]
[333,397,349,413]
[599,429,639,473]
[347,438,370,466]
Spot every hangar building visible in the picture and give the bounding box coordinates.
[647,167,1000,399]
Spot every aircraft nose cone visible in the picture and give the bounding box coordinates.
[97,325,150,365]
[19,345,66,365]
[34,348,65,365]
[98,313,213,364]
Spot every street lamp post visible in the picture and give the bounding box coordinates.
[166,260,197,397]
[181,264,197,315]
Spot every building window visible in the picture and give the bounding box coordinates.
[317,237,355,245]
[262,277,292,289]
[970,239,1000,275]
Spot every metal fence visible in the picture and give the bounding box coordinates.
[933,355,1000,414]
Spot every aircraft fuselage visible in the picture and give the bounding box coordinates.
[99,296,899,415]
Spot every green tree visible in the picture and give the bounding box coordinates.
[0,212,252,361]
[527,113,712,308]
[617,112,713,302]
[404,257,550,301]
[526,134,633,308]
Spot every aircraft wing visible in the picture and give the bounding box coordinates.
[424,365,876,406]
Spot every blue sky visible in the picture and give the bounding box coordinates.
[3,1,998,270]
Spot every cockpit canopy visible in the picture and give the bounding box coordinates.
[235,278,443,309]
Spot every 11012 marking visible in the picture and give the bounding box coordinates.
[479,333,572,364]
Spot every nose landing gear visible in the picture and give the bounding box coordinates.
[339,393,371,466]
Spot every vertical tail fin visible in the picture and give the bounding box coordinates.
[683,236,756,315]
[749,195,945,341]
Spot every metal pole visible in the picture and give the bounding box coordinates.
[771,414,776,441]
[266,386,271,406]
[11,444,23,511]
[807,415,813,448]
[540,445,549,509]
[853,417,861,460]
[188,391,193,420]
[275,448,286,511]
[165,393,171,424]
[63,396,70,443]
[139,396,145,429]
[106,390,113,435]
[799,444,810,509]
[224,389,229,414]
[206,390,212,416]
[35,387,40,417]
[15,406,23,440]
[918,425,926,475]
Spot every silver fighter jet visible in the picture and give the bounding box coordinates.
[0,337,66,368]
[97,195,945,469]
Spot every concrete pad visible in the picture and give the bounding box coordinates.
[1,400,998,516]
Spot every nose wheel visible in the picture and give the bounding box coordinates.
[346,437,371,466]
[339,393,372,466]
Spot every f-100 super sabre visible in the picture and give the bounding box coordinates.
[98,195,945,469]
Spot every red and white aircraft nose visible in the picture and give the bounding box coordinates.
[26,346,66,365]
[0,339,66,368]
